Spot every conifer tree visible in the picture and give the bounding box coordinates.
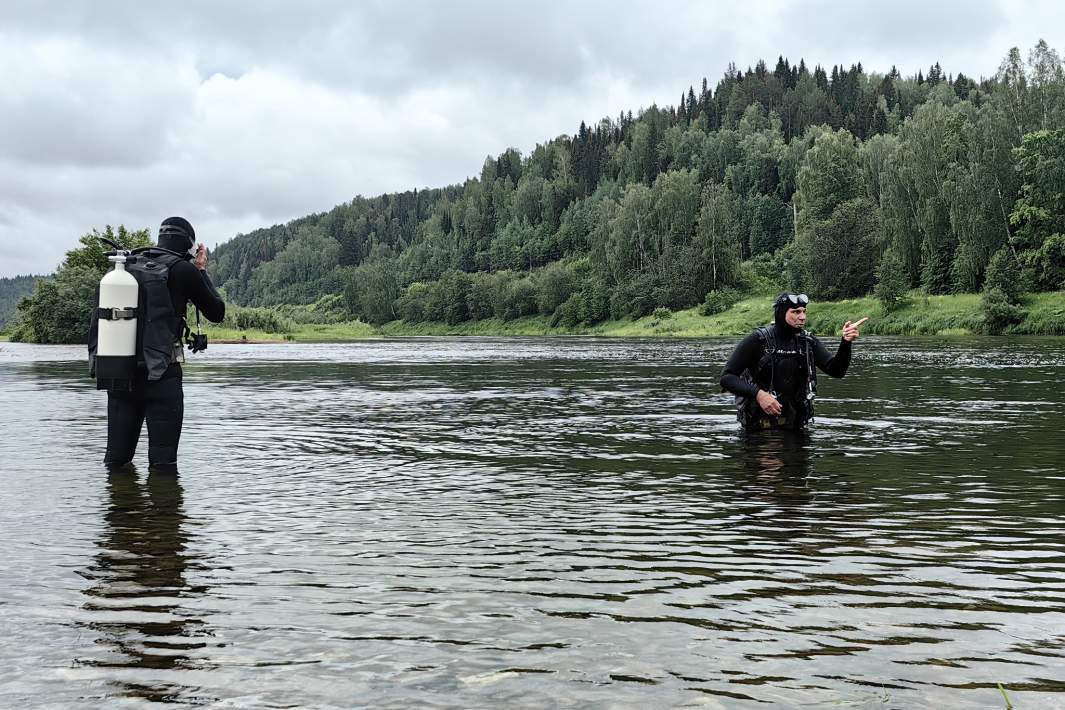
[814,65,828,91]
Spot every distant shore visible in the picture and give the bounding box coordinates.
[4,291,1062,345]
[194,291,1065,343]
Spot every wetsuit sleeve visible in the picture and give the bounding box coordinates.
[719,332,763,399]
[173,261,226,323]
[812,336,851,378]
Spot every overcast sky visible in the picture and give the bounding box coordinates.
[0,0,1059,277]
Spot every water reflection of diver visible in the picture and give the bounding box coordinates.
[88,217,226,472]
[720,293,866,430]
[79,471,209,700]
[731,433,820,550]
[743,430,812,475]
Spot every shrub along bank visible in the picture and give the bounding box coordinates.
[192,290,1065,341]
[6,273,1061,343]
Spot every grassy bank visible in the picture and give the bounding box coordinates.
[202,321,376,343]
[193,290,1065,342]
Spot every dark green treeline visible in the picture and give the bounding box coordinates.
[0,275,38,329]
[203,43,1065,328]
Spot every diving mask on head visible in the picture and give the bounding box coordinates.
[775,293,809,308]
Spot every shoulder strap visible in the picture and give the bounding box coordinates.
[755,325,776,356]
[131,246,190,261]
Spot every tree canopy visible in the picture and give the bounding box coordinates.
[205,42,1064,327]
[16,42,1065,342]
[11,226,152,344]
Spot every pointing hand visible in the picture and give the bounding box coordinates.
[843,317,868,342]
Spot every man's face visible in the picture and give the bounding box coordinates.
[785,306,806,329]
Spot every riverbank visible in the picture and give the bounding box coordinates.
[196,290,1065,342]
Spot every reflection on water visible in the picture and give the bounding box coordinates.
[76,472,213,704]
[1,337,1064,708]
[741,430,814,502]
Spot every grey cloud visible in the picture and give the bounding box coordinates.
[0,35,199,168]
[774,0,1007,77]
[0,1,742,95]
[0,1,1060,277]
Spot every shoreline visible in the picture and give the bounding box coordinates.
[201,291,1065,342]
[5,290,1064,344]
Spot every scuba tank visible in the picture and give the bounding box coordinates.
[94,248,139,387]
[89,238,197,390]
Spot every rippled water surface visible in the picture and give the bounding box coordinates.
[2,337,1064,708]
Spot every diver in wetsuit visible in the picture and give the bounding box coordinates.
[719,293,866,430]
[89,217,226,471]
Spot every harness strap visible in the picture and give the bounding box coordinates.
[97,306,137,321]
[744,326,817,428]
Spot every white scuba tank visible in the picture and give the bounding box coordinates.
[95,255,139,380]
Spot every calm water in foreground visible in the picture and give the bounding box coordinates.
[1,337,1064,709]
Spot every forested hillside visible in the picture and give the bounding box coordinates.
[0,275,38,329]
[207,42,1064,330]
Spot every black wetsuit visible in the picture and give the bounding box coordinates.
[720,325,852,429]
[99,260,225,470]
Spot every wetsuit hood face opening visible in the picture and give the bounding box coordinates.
[774,293,808,334]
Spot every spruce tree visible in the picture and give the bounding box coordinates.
[814,65,828,91]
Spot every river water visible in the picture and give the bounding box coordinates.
[1,337,1063,709]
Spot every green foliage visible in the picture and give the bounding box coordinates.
[343,255,400,324]
[797,128,862,223]
[1010,129,1065,291]
[1009,290,1065,335]
[244,227,343,305]
[552,277,611,327]
[695,183,743,292]
[62,225,153,276]
[1019,233,1065,290]
[466,272,505,321]
[981,247,1026,334]
[796,196,880,299]
[984,247,1023,303]
[10,267,98,343]
[192,42,1065,328]
[874,249,910,312]
[981,287,1025,334]
[395,282,432,323]
[745,194,792,257]
[736,253,785,295]
[434,270,473,324]
[1009,130,1065,248]
[274,294,350,324]
[12,225,152,344]
[0,275,38,329]
[191,291,1065,339]
[500,276,539,321]
[792,131,879,298]
[224,305,293,334]
[699,288,742,316]
[530,260,579,315]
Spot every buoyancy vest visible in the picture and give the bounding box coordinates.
[89,248,187,387]
[736,325,818,429]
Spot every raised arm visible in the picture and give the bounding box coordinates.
[811,335,851,378]
[173,259,226,323]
